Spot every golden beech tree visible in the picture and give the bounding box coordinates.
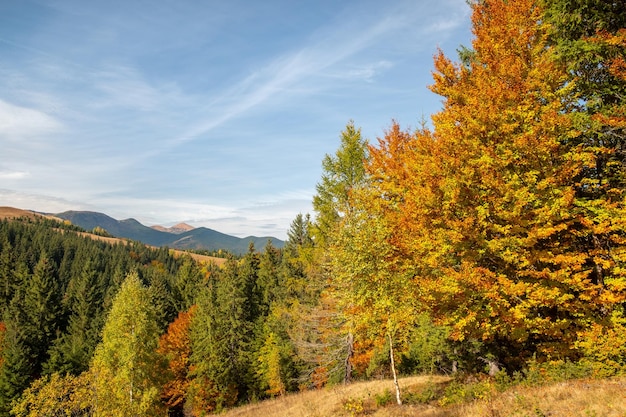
[366,0,626,369]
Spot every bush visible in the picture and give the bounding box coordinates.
[439,376,495,406]
[402,381,446,405]
[374,389,393,407]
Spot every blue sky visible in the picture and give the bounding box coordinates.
[0,0,472,239]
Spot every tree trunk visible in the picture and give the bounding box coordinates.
[388,333,402,405]
[344,332,354,384]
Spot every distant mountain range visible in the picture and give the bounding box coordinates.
[54,211,284,255]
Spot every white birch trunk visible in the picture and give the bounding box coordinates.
[388,332,402,405]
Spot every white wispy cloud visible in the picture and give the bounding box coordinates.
[0,99,64,140]
[0,170,29,180]
[162,7,411,150]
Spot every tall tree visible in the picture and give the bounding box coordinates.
[312,121,369,245]
[0,297,33,415]
[542,0,626,369]
[189,257,253,411]
[44,260,103,375]
[171,256,204,312]
[364,0,626,369]
[308,122,370,386]
[90,272,166,417]
[24,255,61,369]
[331,125,422,401]
[256,240,283,317]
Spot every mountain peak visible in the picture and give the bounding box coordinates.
[151,223,195,234]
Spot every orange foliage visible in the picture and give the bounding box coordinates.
[158,305,196,410]
[365,0,626,365]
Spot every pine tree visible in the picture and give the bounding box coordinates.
[189,257,253,410]
[257,241,283,316]
[44,260,103,375]
[240,243,261,322]
[171,256,204,312]
[23,255,61,372]
[0,297,34,415]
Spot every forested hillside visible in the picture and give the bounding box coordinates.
[1,0,625,416]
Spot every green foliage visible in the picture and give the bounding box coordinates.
[439,377,495,406]
[312,121,369,245]
[171,256,204,312]
[374,389,393,407]
[398,314,454,375]
[44,260,104,375]
[2,0,626,411]
[520,358,594,387]
[256,241,283,316]
[0,311,33,415]
[90,272,167,417]
[402,381,446,405]
[0,217,186,398]
[189,257,254,409]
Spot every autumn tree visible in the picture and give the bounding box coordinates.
[10,372,92,417]
[364,0,626,371]
[542,0,626,369]
[90,272,166,417]
[332,123,431,403]
[158,306,196,417]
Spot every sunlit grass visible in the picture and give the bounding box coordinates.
[221,375,626,417]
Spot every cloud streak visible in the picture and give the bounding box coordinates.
[0,99,64,140]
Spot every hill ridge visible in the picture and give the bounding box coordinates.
[53,210,283,254]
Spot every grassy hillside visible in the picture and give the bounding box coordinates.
[220,375,626,417]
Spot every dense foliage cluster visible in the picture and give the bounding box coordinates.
[1,0,624,415]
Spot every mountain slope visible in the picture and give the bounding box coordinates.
[55,210,283,254]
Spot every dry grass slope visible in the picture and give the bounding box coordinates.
[220,376,626,417]
[223,376,450,417]
[0,206,61,221]
[461,378,626,417]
